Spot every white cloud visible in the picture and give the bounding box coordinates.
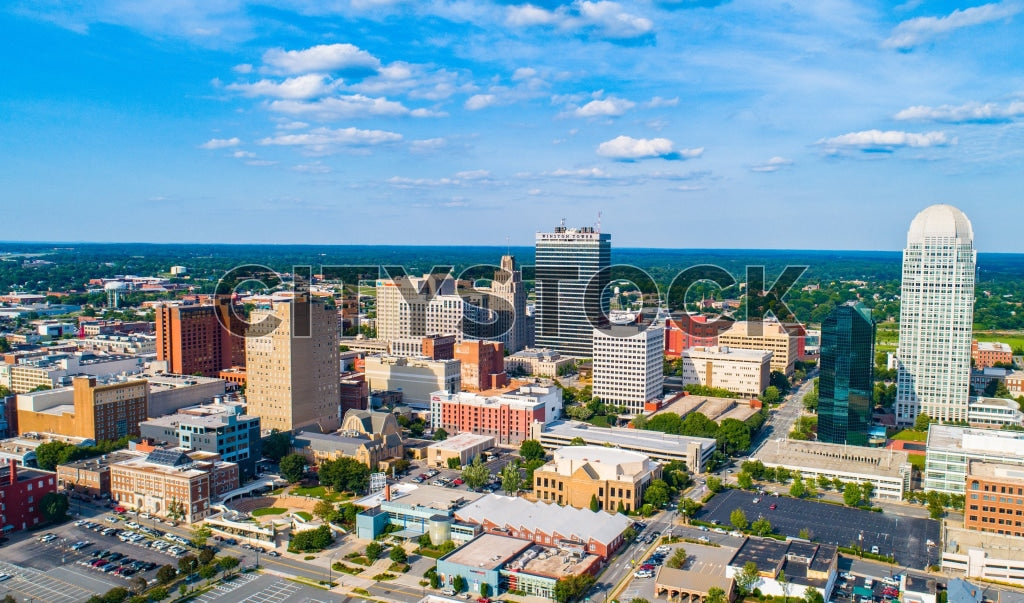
[232,150,256,158]
[233,63,253,74]
[883,2,1021,50]
[410,107,449,118]
[527,188,542,196]
[262,43,381,75]
[578,1,653,38]
[505,1,653,39]
[276,121,309,130]
[575,96,636,117]
[455,169,492,180]
[199,137,240,149]
[259,127,402,152]
[465,94,497,110]
[506,4,560,26]
[512,67,538,81]
[750,157,793,172]
[596,136,703,160]
[410,138,447,153]
[646,96,679,108]
[292,162,331,174]
[226,74,339,100]
[549,167,610,178]
[894,100,1024,123]
[819,129,953,151]
[267,95,421,119]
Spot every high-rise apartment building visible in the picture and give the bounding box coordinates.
[245,296,341,433]
[895,205,976,424]
[155,302,246,377]
[818,302,875,446]
[592,325,664,413]
[535,223,611,357]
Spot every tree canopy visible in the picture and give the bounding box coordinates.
[279,453,308,483]
[318,456,370,493]
[519,439,546,461]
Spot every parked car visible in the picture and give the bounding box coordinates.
[871,546,880,555]
[267,551,280,557]
[769,503,777,510]
[453,478,464,486]
[633,570,654,578]
[0,574,11,582]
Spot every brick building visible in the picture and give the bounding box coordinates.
[0,460,57,533]
[531,446,661,513]
[17,376,149,441]
[431,384,562,445]
[965,461,1024,536]
[110,449,230,524]
[56,450,140,497]
[454,340,508,392]
[972,341,1014,369]
[156,302,246,377]
[664,314,722,357]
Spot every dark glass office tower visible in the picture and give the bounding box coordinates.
[534,223,611,357]
[818,302,875,445]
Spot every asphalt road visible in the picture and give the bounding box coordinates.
[588,509,678,603]
[697,489,940,569]
[750,371,817,455]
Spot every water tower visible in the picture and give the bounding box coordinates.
[105,281,126,308]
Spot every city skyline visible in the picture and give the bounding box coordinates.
[2,2,1023,250]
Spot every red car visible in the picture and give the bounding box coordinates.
[769,503,777,510]
[478,598,491,603]
[115,506,126,513]
[453,478,464,486]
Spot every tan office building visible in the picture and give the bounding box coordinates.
[245,296,341,433]
[531,445,661,512]
[17,376,149,441]
[718,321,798,376]
[680,346,772,398]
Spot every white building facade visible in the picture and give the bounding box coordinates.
[592,325,664,414]
[679,345,771,397]
[895,204,976,424]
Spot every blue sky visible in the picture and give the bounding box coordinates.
[1,1,1022,251]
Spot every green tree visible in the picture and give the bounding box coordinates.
[928,496,945,519]
[366,541,383,560]
[198,547,215,565]
[569,436,587,446]
[679,498,701,520]
[779,569,790,602]
[716,418,752,455]
[552,573,596,603]
[313,499,335,522]
[816,474,830,490]
[156,565,177,584]
[35,440,71,471]
[843,483,862,506]
[318,456,371,493]
[706,476,723,493]
[914,412,932,432]
[798,528,811,540]
[751,517,772,536]
[666,547,688,569]
[178,554,198,577]
[453,575,466,593]
[519,439,546,461]
[644,479,671,508]
[804,589,825,603]
[390,545,408,564]
[761,386,781,404]
[149,587,169,601]
[860,481,874,501]
[433,428,449,441]
[0,337,10,353]
[199,565,217,583]
[262,430,292,461]
[707,587,727,603]
[447,456,462,469]
[589,494,600,512]
[102,587,129,603]
[734,561,760,595]
[501,462,523,496]
[40,491,69,523]
[790,475,806,498]
[480,583,492,598]
[190,524,212,549]
[279,453,308,483]
[461,456,491,490]
[217,556,240,576]
[730,508,748,531]
[737,471,754,490]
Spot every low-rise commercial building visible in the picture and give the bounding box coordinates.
[364,355,461,405]
[426,433,494,468]
[143,372,228,418]
[966,396,1024,428]
[942,524,1024,585]
[718,321,799,376]
[453,494,633,559]
[654,567,735,603]
[110,449,233,523]
[925,425,1024,494]
[0,352,142,393]
[531,445,661,512]
[389,335,456,360]
[355,484,485,541]
[751,438,912,500]
[533,420,716,473]
[972,341,1014,369]
[726,537,838,601]
[964,461,1024,536]
[505,348,574,378]
[292,429,404,470]
[0,461,58,533]
[432,384,562,445]
[0,432,93,467]
[679,346,771,398]
[17,376,149,442]
[139,402,261,481]
[56,450,141,497]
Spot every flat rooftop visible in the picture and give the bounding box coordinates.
[968,461,1024,484]
[443,534,532,570]
[427,433,494,452]
[541,420,717,454]
[945,524,1024,562]
[59,450,141,471]
[927,424,1024,456]
[754,438,909,477]
[517,546,601,579]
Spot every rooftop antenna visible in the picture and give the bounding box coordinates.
[560,217,566,228]
[506,236,510,256]
[596,211,602,233]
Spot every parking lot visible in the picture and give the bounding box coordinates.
[617,540,739,603]
[191,573,342,603]
[696,489,940,569]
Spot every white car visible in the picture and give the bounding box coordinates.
[0,574,11,582]
[634,570,654,578]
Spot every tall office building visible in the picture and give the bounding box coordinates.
[818,302,875,446]
[245,296,341,433]
[481,255,529,353]
[376,274,468,342]
[895,204,976,424]
[535,223,611,357]
[155,302,245,377]
[592,325,664,414]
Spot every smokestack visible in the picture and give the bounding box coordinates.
[385,484,391,501]
[8,459,16,485]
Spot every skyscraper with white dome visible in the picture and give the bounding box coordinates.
[895,204,976,424]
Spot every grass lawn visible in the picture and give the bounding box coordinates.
[295,511,313,521]
[908,454,925,471]
[588,415,611,428]
[973,331,1024,352]
[892,429,927,442]
[290,485,350,502]
[251,507,287,517]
